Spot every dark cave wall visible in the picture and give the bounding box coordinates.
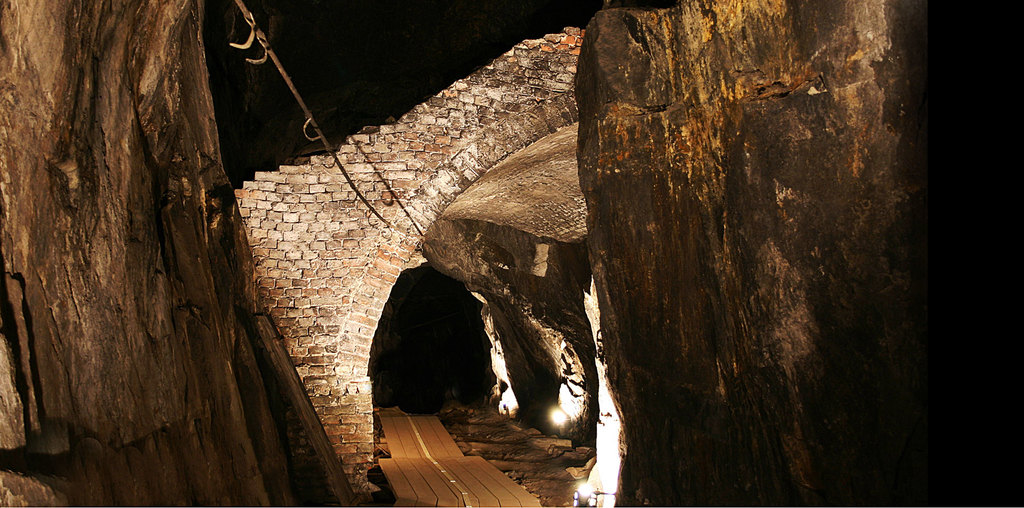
[575,1,927,505]
[424,218,597,442]
[0,0,298,504]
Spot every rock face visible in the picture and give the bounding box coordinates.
[0,0,325,504]
[424,124,598,443]
[575,1,927,506]
[1,0,928,504]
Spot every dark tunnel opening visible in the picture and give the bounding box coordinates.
[369,265,495,415]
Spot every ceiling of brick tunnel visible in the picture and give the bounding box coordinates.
[203,0,602,187]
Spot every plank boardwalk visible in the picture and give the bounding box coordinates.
[378,408,541,507]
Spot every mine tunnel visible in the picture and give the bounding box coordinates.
[363,264,602,506]
[1,0,929,506]
[368,265,494,414]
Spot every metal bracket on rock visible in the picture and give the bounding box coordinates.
[229,12,269,65]
[226,0,425,238]
[228,12,256,49]
[303,117,322,142]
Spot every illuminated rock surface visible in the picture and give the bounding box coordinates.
[575,1,927,505]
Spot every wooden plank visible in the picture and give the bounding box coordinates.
[455,456,522,507]
[383,413,463,460]
[415,416,466,458]
[386,456,495,507]
[379,412,413,458]
[409,415,459,459]
[381,413,428,459]
[378,458,421,506]
[382,458,440,506]
[465,456,540,507]
[406,415,445,457]
[391,415,431,459]
[438,457,500,508]
[377,409,539,507]
[407,458,463,507]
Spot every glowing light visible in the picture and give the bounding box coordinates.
[550,408,568,426]
[558,380,585,420]
[585,279,622,507]
[498,387,519,417]
[573,483,599,507]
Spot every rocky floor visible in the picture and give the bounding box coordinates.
[366,402,596,507]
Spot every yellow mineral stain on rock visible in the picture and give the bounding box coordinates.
[848,124,871,178]
[714,0,788,33]
[846,48,865,66]
[850,151,863,178]
[56,158,79,190]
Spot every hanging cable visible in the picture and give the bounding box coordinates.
[228,0,425,237]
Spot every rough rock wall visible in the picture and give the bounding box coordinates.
[425,220,596,441]
[423,123,597,441]
[575,1,927,505]
[0,0,304,504]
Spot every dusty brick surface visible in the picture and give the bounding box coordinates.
[235,28,583,493]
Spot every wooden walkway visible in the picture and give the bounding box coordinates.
[377,408,541,507]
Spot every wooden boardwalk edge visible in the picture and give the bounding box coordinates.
[377,409,541,507]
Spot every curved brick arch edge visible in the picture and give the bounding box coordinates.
[346,93,579,373]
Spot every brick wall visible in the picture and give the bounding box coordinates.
[234,29,583,493]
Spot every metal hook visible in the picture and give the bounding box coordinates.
[302,117,322,142]
[245,32,270,65]
[229,11,257,49]
[229,26,255,49]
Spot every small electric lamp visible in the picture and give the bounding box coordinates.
[550,407,568,426]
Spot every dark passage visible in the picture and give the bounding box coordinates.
[369,265,495,414]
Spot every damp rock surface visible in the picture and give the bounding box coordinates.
[575,1,927,505]
[424,124,598,443]
[0,0,309,504]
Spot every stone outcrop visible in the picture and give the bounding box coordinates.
[0,0,349,504]
[423,124,597,443]
[575,1,927,505]
[0,471,67,506]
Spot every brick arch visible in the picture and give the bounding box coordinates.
[346,96,579,366]
[235,28,583,493]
